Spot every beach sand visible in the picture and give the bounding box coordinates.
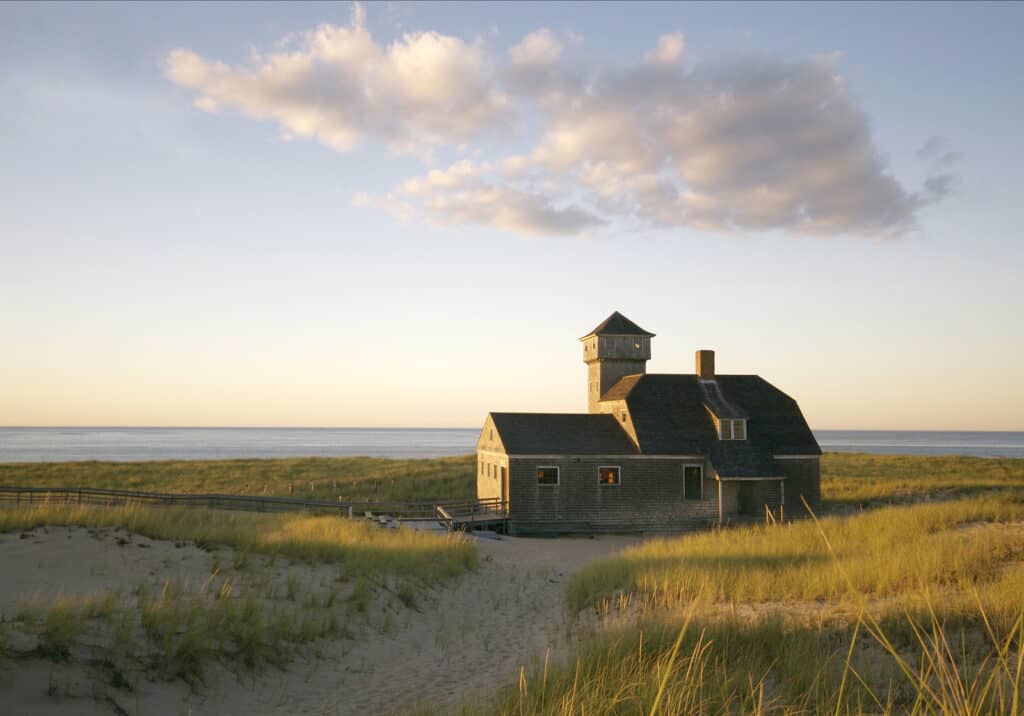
[0,525,640,715]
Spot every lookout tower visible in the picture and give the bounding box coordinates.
[579,311,655,413]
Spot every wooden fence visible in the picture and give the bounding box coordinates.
[0,486,505,523]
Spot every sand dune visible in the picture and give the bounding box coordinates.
[0,526,639,715]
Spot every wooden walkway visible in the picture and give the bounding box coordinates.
[434,503,508,533]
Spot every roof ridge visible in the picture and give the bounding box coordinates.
[579,311,655,339]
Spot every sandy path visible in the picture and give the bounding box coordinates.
[0,528,639,715]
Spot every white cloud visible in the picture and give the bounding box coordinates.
[164,3,509,155]
[507,28,562,68]
[166,10,953,239]
[646,32,685,65]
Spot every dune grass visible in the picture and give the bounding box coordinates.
[1,502,476,684]
[482,487,1024,715]
[568,492,1024,613]
[822,453,1024,509]
[7,576,345,684]
[479,604,1024,716]
[0,502,477,582]
[0,455,477,503]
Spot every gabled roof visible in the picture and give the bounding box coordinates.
[603,374,821,462]
[488,413,639,455]
[579,311,655,340]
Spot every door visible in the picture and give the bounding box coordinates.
[736,482,758,514]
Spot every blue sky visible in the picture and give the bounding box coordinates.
[1,2,1022,429]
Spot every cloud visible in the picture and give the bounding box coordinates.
[646,32,685,65]
[163,3,509,155]
[386,160,603,236]
[507,28,562,68]
[166,9,952,239]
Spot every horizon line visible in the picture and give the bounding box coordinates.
[2,425,1023,434]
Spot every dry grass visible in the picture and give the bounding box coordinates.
[0,502,477,583]
[568,493,1024,613]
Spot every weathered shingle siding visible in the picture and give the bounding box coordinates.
[774,457,821,515]
[507,456,723,534]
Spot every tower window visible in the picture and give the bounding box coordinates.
[620,411,627,423]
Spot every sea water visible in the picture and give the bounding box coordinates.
[0,427,1022,462]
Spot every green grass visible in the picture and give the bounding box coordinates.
[0,455,477,503]
[822,453,1024,509]
[0,502,477,583]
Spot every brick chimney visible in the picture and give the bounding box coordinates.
[696,350,715,380]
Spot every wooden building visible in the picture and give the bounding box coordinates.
[476,312,821,534]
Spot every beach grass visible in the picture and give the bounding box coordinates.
[0,455,477,503]
[0,502,477,582]
[477,604,1024,715]
[822,453,1024,509]
[477,488,1024,716]
[567,492,1024,613]
[2,453,1021,511]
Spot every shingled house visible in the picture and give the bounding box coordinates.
[476,312,821,534]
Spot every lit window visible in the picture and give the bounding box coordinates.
[718,419,747,441]
[598,466,620,485]
[684,465,702,500]
[536,466,559,485]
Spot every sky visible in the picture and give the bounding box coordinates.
[1,1,1022,430]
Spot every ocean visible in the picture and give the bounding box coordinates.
[0,427,1023,463]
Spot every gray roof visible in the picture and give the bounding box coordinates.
[700,380,748,419]
[579,311,655,339]
[607,373,821,462]
[489,413,639,455]
[485,374,819,476]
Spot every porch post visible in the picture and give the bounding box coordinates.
[717,478,723,525]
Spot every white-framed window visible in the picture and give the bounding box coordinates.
[683,464,703,500]
[598,466,620,486]
[536,466,560,486]
[718,419,747,441]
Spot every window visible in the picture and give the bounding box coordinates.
[536,466,559,485]
[718,419,747,441]
[598,466,620,485]
[620,411,627,423]
[684,465,703,500]
[733,420,746,440]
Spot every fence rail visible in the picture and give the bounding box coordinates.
[0,486,506,522]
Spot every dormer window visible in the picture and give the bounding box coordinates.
[719,419,746,440]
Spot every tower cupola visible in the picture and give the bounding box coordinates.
[579,311,655,413]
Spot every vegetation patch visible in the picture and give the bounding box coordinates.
[0,455,477,503]
[0,503,476,583]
